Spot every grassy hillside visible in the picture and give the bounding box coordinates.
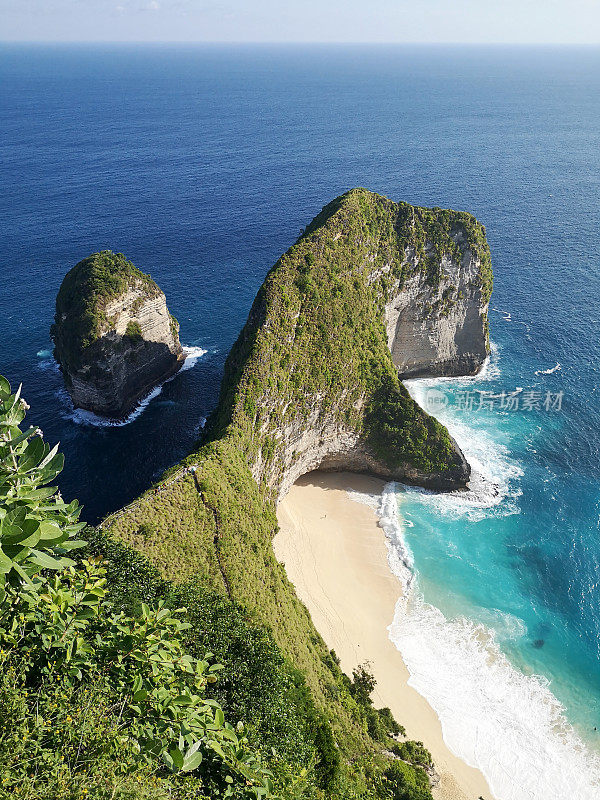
[100,189,492,798]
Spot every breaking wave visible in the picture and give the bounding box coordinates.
[56,345,207,427]
[404,344,522,521]
[350,483,600,800]
[349,341,600,799]
[534,362,561,376]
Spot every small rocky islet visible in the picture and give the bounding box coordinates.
[51,250,184,418]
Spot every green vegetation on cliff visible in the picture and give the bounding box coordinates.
[3,190,491,799]
[212,188,487,488]
[51,250,160,372]
[100,190,492,797]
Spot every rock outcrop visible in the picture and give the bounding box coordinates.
[385,230,489,379]
[211,188,492,497]
[52,251,184,418]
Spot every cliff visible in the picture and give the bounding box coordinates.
[102,189,493,788]
[212,188,490,496]
[52,251,184,418]
[385,213,490,378]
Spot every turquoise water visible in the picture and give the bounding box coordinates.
[2,44,600,798]
[404,341,600,728]
[386,339,600,797]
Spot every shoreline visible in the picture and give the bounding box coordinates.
[274,470,495,800]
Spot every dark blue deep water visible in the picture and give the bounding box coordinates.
[1,44,600,797]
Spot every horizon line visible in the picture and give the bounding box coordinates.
[2,40,600,47]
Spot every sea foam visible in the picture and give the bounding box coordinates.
[534,362,561,376]
[58,345,207,427]
[350,483,600,800]
[347,343,600,799]
[404,345,523,521]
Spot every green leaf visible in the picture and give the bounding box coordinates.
[169,747,184,771]
[20,436,45,470]
[60,539,87,551]
[14,487,56,501]
[29,549,75,570]
[7,426,38,449]
[208,741,228,761]
[3,519,41,547]
[161,751,174,771]
[36,453,64,485]
[75,607,96,620]
[0,376,11,396]
[182,750,203,772]
[38,521,67,544]
[37,443,59,470]
[0,547,14,573]
[3,507,27,527]
[172,695,193,706]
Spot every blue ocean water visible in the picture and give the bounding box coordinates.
[2,43,600,797]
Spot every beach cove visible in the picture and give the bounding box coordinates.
[275,471,494,800]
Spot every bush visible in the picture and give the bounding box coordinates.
[125,320,143,341]
[390,741,432,770]
[350,662,376,705]
[379,761,432,800]
[0,377,273,800]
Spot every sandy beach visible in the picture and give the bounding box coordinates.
[274,471,495,800]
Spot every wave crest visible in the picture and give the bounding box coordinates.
[348,484,600,800]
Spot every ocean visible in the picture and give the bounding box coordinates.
[1,43,599,799]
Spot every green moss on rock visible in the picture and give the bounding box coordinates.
[51,250,160,372]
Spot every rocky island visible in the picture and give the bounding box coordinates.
[51,250,184,418]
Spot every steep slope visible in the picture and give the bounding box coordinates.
[103,188,492,792]
[212,188,490,496]
[52,250,184,418]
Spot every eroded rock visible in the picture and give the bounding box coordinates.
[52,251,184,418]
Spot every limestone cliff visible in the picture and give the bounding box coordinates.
[52,251,184,418]
[103,190,493,778]
[385,223,490,378]
[212,188,491,497]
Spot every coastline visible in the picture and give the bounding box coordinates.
[274,471,495,800]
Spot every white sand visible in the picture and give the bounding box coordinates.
[274,471,495,800]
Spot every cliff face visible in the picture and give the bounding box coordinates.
[213,189,491,497]
[103,190,493,778]
[385,233,489,378]
[52,251,184,418]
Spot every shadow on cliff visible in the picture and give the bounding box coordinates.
[63,334,184,420]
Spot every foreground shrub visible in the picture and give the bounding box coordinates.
[0,376,272,799]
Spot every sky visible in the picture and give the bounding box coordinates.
[1,0,600,43]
